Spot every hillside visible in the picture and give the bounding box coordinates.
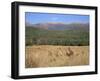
[25,25,89,46]
[26,22,89,31]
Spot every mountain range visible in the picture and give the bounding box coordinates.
[26,22,89,31]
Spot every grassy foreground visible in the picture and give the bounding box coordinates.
[25,45,89,68]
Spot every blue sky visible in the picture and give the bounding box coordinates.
[25,12,89,24]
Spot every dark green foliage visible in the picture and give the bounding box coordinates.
[25,26,89,46]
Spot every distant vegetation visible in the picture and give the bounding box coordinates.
[25,24,89,46]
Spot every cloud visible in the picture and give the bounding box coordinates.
[51,17,58,21]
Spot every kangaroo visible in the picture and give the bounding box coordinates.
[66,47,74,57]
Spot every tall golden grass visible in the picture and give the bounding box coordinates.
[25,45,89,68]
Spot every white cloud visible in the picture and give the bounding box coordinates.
[51,17,58,21]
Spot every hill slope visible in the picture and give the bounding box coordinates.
[25,25,89,46]
[26,22,89,31]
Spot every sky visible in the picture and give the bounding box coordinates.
[25,12,89,24]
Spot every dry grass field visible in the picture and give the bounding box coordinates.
[25,45,89,68]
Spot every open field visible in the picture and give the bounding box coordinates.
[25,45,89,68]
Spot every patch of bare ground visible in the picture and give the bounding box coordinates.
[25,45,89,68]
